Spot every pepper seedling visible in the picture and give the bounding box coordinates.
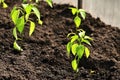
[10,3,42,51]
[0,0,8,8]
[67,7,93,72]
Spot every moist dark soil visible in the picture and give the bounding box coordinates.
[0,1,120,80]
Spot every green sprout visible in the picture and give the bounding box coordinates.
[67,7,93,72]
[10,3,42,51]
[46,0,53,8]
[0,0,8,8]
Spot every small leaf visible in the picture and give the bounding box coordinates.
[32,6,41,20]
[29,21,35,36]
[3,2,8,8]
[74,16,81,28]
[79,31,85,38]
[13,41,23,51]
[25,13,30,21]
[71,59,78,71]
[66,42,72,57]
[76,45,85,59]
[79,9,86,19]
[72,43,78,55]
[24,4,32,14]
[38,20,43,25]
[83,39,91,46]
[22,4,28,9]
[84,36,93,41]
[67,33,75,38]
[35,0,39,3]
[85,47,90,58]
[11,9,20,24]
[69,7,77,15]
[71,35,78,43]
[46,0,53,8]
[13,27,18,40]
[10,7,17,17]
[16,16,25,34]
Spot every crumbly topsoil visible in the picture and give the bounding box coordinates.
[0,1,120,80]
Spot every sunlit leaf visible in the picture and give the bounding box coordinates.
[84,36,93,41]
[74,16,81,28]
[38,20,43,25]
[29,21,35,36]
[35,0,39,3]
[71,59,78,71]
[32,6,41,20]
[13,41,23,51]
[3,2,8,8]
[16,16,25,34]
[11,9,20,24]
[72,43,78,55]
[85,47,90,58]
[22,4,28,10]
[79,31,85,38]
[76,45,85,59]
[83,39,91,46]
[46,0,53,8]
[67,33,75,38]
[69,7,77,15]
[13,27,18,40]
[79,9,86,19]
[66,42,72,57]
[25,13,30,21]
[71,35,78,43]
[24,4,32,14]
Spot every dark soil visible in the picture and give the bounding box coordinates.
[0,1,120,80]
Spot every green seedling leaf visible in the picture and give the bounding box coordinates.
[32,6,41,20]
[84,36,93,41]
[35,0,39,3]
[29,21,35,36]
[66,42,72,57]
[85,47,90,58]
[10,7,17,17]
[72,43,78,55]
[83,39,91,46]
[71,35,78,43]
[79,9,86,19]
[71,59,78,71]
[67,33,75,38]
[13,27,18,40]
[69,7,77,15]
[76,45,85,59]
[13,41,23,51]
[38,20,43,25]
[22,4,28,10]
[16,16,25,34]
[25,13,30,21]
[3,2,8,8]
[74,16,81,28]
[46,0,53,8]
[23,4,32,14]
[11,9,20,24]
[79,31,85,38]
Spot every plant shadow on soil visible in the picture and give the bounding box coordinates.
[0,1,120,80]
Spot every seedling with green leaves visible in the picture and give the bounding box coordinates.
[67,7,93,72]
[10,0,53,51]
[0,0,8,8]
[10,3,42,51]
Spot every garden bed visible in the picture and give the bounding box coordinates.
[0,1,120,80]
